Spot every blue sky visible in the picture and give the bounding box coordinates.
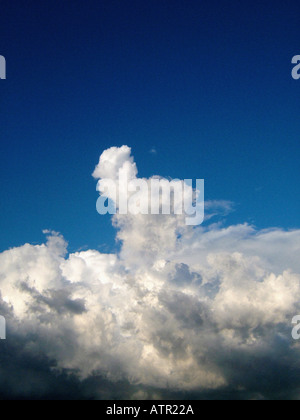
[0,0,300,253]
[2,1,300,402]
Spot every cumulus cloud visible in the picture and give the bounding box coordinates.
[0,146,300,400]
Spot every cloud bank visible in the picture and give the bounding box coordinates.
[0,146,300,400]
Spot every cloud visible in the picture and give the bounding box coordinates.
[92,145,137,181]
[0,146,300,400]
[204,200,235,221]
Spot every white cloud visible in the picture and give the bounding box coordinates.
[92,145,137,181]
[0,146,300,399]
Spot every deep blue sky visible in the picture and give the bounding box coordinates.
[0,0,299,253]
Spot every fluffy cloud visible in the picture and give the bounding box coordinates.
[0,146,300,400]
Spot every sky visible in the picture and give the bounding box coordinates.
[0,0,300,400]
[0,0,300,252]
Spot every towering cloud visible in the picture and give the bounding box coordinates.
[0,146,300,400]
